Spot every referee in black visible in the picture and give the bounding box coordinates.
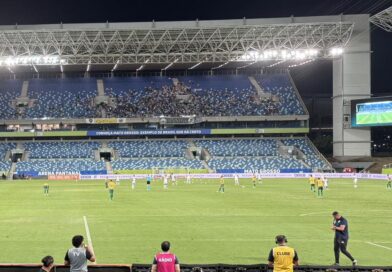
[331,211,357,266]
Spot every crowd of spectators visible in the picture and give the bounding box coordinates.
[102,81,284,118]
[0,74,304,119]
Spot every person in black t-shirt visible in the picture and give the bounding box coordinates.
[331,211,357,266]
[39,255,54,272]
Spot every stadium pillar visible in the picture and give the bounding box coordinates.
[333,14,371,159]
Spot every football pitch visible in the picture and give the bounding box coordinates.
[356,111,392,125]
[0,178,391,266]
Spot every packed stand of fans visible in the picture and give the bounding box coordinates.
[0,74,306,119]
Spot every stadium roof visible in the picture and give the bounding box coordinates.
[0,15,357,73]
[370,6,392,32]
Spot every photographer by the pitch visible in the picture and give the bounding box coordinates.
[64,235,96,272]
[268,235,299,272]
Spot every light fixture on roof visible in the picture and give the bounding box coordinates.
[162,59,179,71]
[111,59,120,72]
[212,61,230,70]
[136,65,144,71]
[240,48,320,61]
[86,60,92,72]
[329,47,344,56]
[188,62,202,70]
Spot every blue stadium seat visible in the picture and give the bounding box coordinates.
[111,158,203,170]
[108,140,189,158]
[27,78,98,118]
[0,80,22,119]
[16,159,105,174]
[24,141,100,159]
[0,143,16,172]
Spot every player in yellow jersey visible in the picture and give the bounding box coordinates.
[43,183,49,196]
[252,174,257,188]
[316,177,324,197]
[217,175,225,193]
[308,175,316,192]
[107,179,116,200]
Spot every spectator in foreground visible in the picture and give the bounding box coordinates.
[268,235,299,272]
[152,241,180,272]
[39,255,54,272]
[64,235,96,272]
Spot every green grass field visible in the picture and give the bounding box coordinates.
[356,111,392,125]
[0,178,391,266]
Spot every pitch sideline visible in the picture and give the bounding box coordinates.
[83,215,96,264]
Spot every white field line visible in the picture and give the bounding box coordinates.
[83,216,96,264]
[299,211,331,217]
[366,242,392,251]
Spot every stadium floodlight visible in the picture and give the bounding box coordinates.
[0,55,63,66]
[162,62,174,70]
[288,58,316,68]
[111,59,120,72]
[188,62,203,70]
[240,48,320,61]
[162,59,179,70]
[86,61,91,72]
[32,64,38,73]
[329,47,344,56]
[211,61,230,70]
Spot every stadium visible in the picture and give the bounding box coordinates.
[0,1,392,272]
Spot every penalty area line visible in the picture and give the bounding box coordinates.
[366,242,392,251]
[83,215,97,264]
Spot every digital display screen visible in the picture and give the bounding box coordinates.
[351,97,392,127]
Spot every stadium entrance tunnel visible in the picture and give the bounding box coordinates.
[2,264,392,272]
[100,151,112,161]
[98,147,114,162]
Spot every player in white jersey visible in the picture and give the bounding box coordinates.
[186,174,192,184]
[234,174,240,186]
[322,176,328,189]
[131,175,136,190]
[353,174,358,188]
[163,175,169,190]
[257,173,263,184]
[116,176,120,185]
[171,173,177,185]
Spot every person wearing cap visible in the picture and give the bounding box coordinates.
[268,235,299,272]
[331,211,357,266]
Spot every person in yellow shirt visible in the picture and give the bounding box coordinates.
[268,235,299,272]
[308,175,315,192]
[107,180,116,200]
[43,183,49,196]
[252,175,257,188]
[217,175,225,193]
[316,177,324,197]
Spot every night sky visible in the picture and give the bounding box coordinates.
[0,0,391,94]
